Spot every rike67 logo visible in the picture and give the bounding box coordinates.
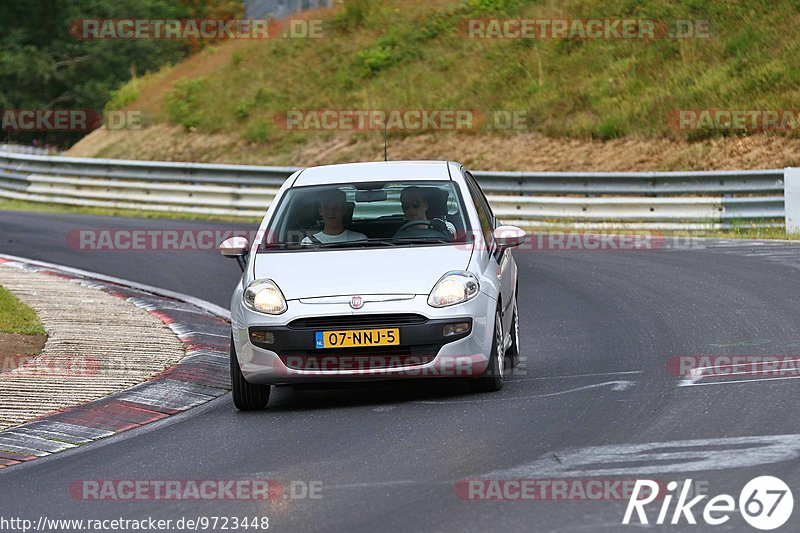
[624,476,794,530]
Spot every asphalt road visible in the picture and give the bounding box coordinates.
[1,210,799,532]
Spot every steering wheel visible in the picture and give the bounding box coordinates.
[395,220,432,233]
[395,219,453,240]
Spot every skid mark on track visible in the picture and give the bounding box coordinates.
[513,370,642,382]
[412,380,635,405]
[694,240,800,273]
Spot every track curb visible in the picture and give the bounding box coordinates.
[0,255,231,468]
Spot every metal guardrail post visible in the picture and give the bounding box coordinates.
[785,168,800,234]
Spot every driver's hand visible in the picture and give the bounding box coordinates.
[430,218,455,240]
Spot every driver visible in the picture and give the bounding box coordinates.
[301,189,367,245]
[397,186,455,239]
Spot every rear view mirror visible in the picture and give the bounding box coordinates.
[493,226,526,251]
[355,190,387,202]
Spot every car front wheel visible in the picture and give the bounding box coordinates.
[230,335,271,411]
[507,294,520,369]
[471,309,504,392]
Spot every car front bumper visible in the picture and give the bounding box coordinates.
[230,292,497,385]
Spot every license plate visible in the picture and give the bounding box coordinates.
[315,328,399,349]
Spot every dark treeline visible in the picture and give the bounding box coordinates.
[0,0,240,147]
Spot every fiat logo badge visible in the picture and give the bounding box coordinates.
[350,296,364,309]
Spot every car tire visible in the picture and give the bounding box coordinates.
[471,308,504,393]
[230,335,271,411]
[507,294,520,369]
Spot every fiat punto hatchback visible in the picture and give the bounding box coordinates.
[220,161,526,410]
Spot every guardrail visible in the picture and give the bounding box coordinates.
[0,144,58,156]
[245,0,332,20]
[0,148,789,230]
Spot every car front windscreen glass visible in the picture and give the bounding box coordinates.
[258,181,471,251]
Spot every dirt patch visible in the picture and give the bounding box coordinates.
[0,333,47,374]
[67,126,800,171]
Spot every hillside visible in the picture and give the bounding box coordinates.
[68,0,800,170]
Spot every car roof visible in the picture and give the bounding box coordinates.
[291,161,456,187]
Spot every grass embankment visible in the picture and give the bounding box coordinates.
[0,280,47,374]
[65,0,800,166]
[0,285,45,335]
[0,198,260,224]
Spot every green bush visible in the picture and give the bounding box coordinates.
[596,117,624,140]
[105,80,141,111]
[334,0,371,31]
[245,120,271,142]
[234,99,251,119]
[356,39,399,76]
[165,78,206,129]
[467,0,522,16]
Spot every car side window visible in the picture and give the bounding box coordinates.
[464,170,495,247]
[465,171,496,223]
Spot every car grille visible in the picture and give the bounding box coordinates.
[279,344,438,370]
[288,314,428,330]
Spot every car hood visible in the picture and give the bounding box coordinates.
[253,245,474,300]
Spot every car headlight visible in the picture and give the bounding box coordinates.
[428,271,480,308]
[243,279,287,315]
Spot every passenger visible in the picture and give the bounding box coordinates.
[301,189,367,245]
[397,186,456,239]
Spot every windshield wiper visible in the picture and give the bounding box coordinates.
[392,237,451,244]
[317,238,399,249]
[261,237,451,250]
[259,243,293,250]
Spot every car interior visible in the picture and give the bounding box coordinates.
[274,184,468,246]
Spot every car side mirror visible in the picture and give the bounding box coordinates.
[493,225,526,251]
[220,236,250,271]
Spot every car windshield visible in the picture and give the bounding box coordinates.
[258,181,470,251]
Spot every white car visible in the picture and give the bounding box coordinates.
[220,161,526,410]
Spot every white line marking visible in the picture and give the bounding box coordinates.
[678,367,705,387]
[176,330,228,339]
[678,357,800,386]
[0,253,230,320]
[487,434,800,478]
[680,375,800,387]
[692,357,800,372]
